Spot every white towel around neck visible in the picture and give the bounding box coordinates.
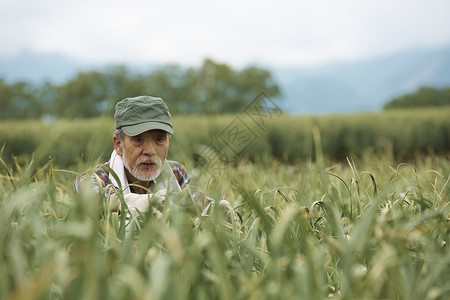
[107,149,182,197]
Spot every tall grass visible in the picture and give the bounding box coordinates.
[1,147,448,299]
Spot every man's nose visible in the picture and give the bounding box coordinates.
[142,139,156,155]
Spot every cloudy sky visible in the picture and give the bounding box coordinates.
[1,0,450,67]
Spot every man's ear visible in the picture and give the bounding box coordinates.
[113,135,123,156]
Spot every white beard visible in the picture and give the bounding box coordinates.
[122,146,163,182]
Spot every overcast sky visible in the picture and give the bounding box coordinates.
[1,0,450,67]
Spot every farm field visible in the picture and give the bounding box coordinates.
[0,109,449,299]
[0,107,449,169]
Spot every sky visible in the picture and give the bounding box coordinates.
[1,0,450,68]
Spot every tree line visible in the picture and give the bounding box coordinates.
[0,59,281,119]
[383,86,450,110]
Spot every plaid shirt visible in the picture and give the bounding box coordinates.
[74,160,213,211]
[75,160,190,195]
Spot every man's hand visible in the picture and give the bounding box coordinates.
[152,189,167,211]
[123,189,167,217]
[200,199,242,229]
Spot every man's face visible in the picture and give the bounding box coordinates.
[114,129,170,182]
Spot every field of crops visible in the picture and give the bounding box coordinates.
[0,107,449,169]
[0,110,449,299]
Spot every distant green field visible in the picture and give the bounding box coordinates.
[1,107,449,169]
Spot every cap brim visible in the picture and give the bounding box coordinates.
[121,121,173,136]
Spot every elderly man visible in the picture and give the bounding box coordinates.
[74,95,215,217]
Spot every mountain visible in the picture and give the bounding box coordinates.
[0,49,159,84]
[1,46,449,114]
[0,49,90,84]
[271,46,450,114]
